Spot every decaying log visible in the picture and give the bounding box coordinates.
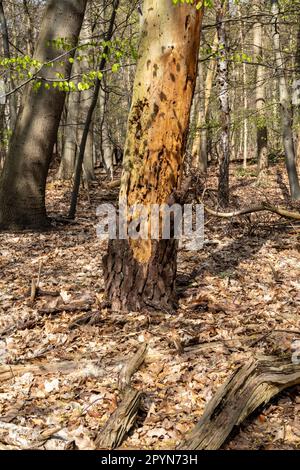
[204,203,300,220]
[118,344,148,391]
[179,355,300,450]
[95,387,142,449]
[0,359,105,383]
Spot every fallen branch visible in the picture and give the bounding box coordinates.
[204,202,300,220]
[178,355,300,450]
[94,387,142,449]
[118,344,148,391]
[95,344,148,449]
[0,359,104,383]
[38,304,92,315]
[107,179,121,189]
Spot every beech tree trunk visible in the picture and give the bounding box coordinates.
[0,0,88,229]
[103,1,203,312]
[271,0,300,200]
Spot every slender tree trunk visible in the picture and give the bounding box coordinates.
[0,0,88,229]
[0,0,17,130]
[295,14,300,162]
[103,1,203,312]
[57,86,80,180]
[100,85,114,179]
[79,23,95,182]
[192,32,217,172]
[254,0,268,173]
[216,0,230,206]
[23,0,35,56]
[271,0,300,200]
[239,7,248,169]
[68,0,120,219]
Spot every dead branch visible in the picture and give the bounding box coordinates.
[38,304,92,315]
[94,387,142,449]
[95,344,148,449]
[0,359,104,383]
[178,355,300,450]
[118,344,148,391]
[204,203,300,220]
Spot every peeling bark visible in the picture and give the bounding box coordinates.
[104,1,203,312]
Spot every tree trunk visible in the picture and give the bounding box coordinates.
[0,0,17,130]
[192,58,207,172]
[79,23,95,182]
[271,0,300,200]
[68,0,120,220]
[23,0,35,56]
[254,0,268,172]
[0,0,87,229]
[100,84,114,179]
[216,0,230,207]
[192,32,217,172]
[295,14,300,162]
[239,6,248,169]
[103,1,203,312]
[57,90,80,180]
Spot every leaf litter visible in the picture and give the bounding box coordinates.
[0,163,299,450]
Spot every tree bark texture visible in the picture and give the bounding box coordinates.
[104,1,204,312]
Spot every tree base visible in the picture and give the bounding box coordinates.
[0,209,51,231]
[103,239,178,313]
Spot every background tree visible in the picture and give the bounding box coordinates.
[0,0,88,229]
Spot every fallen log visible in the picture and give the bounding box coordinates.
[204,203,300,220]
[178,355,300,450]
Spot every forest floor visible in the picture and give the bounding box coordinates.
[0,160,300,450]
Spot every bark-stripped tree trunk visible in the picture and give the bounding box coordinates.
[254,0,268,173]
[103,1,203,312]
[216,0,230,206]
[0,0,88,229]
[271,0,300,200]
